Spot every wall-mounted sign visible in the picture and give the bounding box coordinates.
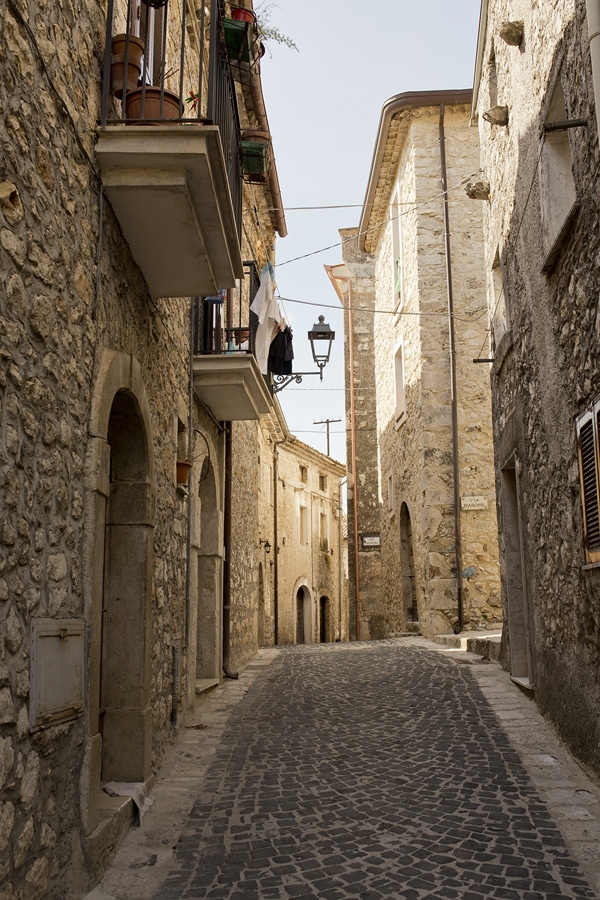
[461,495,488,510]
[361,534,381,549]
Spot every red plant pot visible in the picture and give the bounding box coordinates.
[231,6,256,23]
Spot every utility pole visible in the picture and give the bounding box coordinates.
[313,418,341,457]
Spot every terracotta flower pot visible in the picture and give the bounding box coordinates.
[176,460,193,485]
[125,87,181,122]
[110,34,144,99]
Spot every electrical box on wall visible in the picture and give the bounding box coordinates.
[30,619,84,731]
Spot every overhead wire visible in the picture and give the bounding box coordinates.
[274,170,481,269]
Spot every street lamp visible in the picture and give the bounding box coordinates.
[272,315,335,393]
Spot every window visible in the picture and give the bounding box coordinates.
[299,504,309,545]
[299,465,308,484]
[394,342,406,422]
[387,471,395,513]
[320,512,328,552]
[319,474,327,492]
[539,75,578,271]
[577,403,600,564]
[391,187,403,312]
[490,248,508,350]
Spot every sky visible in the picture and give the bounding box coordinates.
[259,0,482,465]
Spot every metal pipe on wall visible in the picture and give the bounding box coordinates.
[222,422,239,678]
[439,103,464,634]
[586,0,600,141]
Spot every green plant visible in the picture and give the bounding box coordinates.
[254,1,298,51]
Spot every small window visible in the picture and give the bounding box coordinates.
[394,343,406,422]
[391,187,403,312]
[387,471,395,513]
[319,474,327,492]
[299,504,309,545]
[539,75,578,270]
[299,465,308,484]
[577,405,600,563]
[320,512,328,552]
[490,248,508,350]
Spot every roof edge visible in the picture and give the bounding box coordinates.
[357,89,473,251]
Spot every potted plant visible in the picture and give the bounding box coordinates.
[240,130,271,183]
[176,459,193,485]
[125,86,182,121]
[110,34,145,99]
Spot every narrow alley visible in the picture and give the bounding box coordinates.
[86,639,600,900]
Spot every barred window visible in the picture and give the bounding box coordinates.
[576,406,600,563]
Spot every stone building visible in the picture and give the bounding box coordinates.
[0,0,290,895]
[274,438,347,645]
[330,91,502,641]
[472,0,600,776]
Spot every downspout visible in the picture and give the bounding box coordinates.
[348,280,361,641]
[273,441,281,644]
[586,0,600,141]
[439,104,464,634]
[184,298,196,696]
[248,70,287,238]
[222,421,238,678]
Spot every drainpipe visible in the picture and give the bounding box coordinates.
[587,0,600,141]
[273,442,281,644]
[439,104,464,634]
[184,298,196,695]
[222,421,238,678]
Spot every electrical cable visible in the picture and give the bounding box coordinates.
[274,171,481,268]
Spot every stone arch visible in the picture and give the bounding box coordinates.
[82,350,155,834]
[194,435,223,685]
[400,502,418,623]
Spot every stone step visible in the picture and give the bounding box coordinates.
[433,629,502,661]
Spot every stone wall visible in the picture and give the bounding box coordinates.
[0,0,282,895]
[344,102,501,642]
[475,0,600,774]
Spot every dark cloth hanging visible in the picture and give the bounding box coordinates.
[268,326,294,375]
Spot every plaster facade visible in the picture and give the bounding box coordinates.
[339,96,501,641]
[274,440,347,646]
[473,0,600,776]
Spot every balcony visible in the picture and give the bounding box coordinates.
[96,125,243,298]
[97,0,244,299]
[192,285,272,421]
[193,354,271,421]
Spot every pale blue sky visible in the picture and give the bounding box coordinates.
[260,0,482,463]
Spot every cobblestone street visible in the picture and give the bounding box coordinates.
[86,640,600,899]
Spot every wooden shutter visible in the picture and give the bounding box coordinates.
[577,410,600,562]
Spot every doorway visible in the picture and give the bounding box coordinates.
[319,596,329,642]
[296,587,305,644]
[501,457,534,687]
[400,503,418,623]
[100,389,154,782]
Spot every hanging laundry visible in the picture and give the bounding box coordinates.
[250,264,283,374]
[268,325,294,376]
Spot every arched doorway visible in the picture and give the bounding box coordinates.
[100,389,154,782]
[296,587,305,644]
[196,450,221,681]
[400,503,418,623]
[319,596,330,643]
[83,352,156,835]
[258,563,265,646]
